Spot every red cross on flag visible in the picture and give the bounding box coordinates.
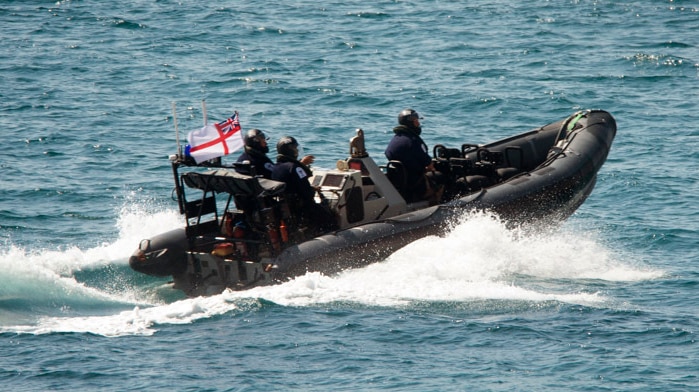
[186,112,243,163]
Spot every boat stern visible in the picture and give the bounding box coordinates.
[128,228,188,277]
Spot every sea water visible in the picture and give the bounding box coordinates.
[1,1,698,390]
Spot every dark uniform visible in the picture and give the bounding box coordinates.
[236,150,274,179]
[271,136,337,234]
[385,109,439,202]
[234,129,274,178]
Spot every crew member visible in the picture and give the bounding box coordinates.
[235,129,275,178]
[385,108,444,203]
[271,136,337,234]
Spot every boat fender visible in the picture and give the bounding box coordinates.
[280,220,289,243]
[212,242,235,257]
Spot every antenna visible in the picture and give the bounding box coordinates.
[202,100,208,125]
[172,101,181,157]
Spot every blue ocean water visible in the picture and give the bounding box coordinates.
[1,1,698,390]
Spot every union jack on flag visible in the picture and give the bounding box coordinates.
[217,113,240,134]
[186,112,244,164]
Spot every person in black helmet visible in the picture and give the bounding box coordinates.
[385,108,443,203]
[271,136,337,234]
[235,129,275,178]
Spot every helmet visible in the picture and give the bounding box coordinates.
[398,109,421,127]
[276,136,299,159]
[244,129,269,153]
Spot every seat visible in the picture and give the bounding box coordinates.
[433,144,461,160]
[496,146,524,181]
[185,196,217,220]
[184,196,219,237]
[385,160,408,199]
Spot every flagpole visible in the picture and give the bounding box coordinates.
[172,101,181,157]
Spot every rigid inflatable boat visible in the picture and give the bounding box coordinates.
[129,110,616,297]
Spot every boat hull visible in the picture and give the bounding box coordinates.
[129,110,616,297]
